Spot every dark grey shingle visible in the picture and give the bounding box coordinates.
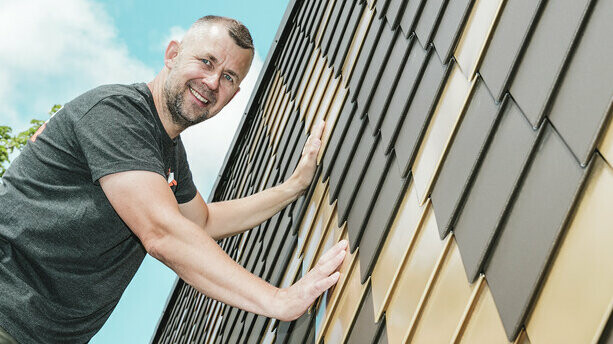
[252,142,272,188]
[430,78,500,238]
[386,0,408,29]
[346,133,386,251]
[345,285,382,343]
[269,228,298,286]
[280,27,300,79]
[242,311,258,343]
[239,227,261,266]
[395,49,447,177]
[479,0,543,101]
[376,0,392,21]
[286,32,309,97]
[358,152,408,282]
[298,0,315,30]
[380,39,428,154]
[322,99,356,182]
[328,0,354,66]
[431,0,472,63]
[333,0,364,76]
[414,0,446,46]
[309,0,329,41]
[366,32,412,135]
[328,115,367,202]
[486,122,587,340]
[265,166,280,191]
[291,41,314,98]
[274,110,299,175]
[546,0,613,165]
[453,98,540,283]
[285,130,308,182]
[278,121,306,181]
[336,121,377,228]
[355,20,397,115]
[222,307,242,344]
[245,236,263,273]
[348,14,385,100]
[280,312,314,344]
[246,316,269,344]
[261,210,290,273]
[276,26,297,74]
[377,322,388,344]
[399,0,426,36]
[320,0,346,56]
[509,0,592,127]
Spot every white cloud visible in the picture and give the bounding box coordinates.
[0,1,264,200]
[180,51,264,199]
[159,26,187,51]
[0,0,154,130]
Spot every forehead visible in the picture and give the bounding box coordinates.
[182,22,253,80]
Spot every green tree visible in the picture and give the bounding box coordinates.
[0,105,61,177]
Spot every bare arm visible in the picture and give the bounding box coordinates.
[99,169,346,321]
[179,121,325,240]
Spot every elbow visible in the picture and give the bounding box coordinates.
[143,234,166,261]
[139,217,175,262]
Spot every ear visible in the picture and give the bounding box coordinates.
[164,40,181,69]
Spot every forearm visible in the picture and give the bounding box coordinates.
[150,216,282,318]
[205,177,303,239]
[198,121,325,240]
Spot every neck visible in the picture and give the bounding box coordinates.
[148,72,183,139]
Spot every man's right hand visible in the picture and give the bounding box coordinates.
[272,239,348,321]
[101,169,348,322]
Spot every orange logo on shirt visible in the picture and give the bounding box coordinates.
[166,168,177,187]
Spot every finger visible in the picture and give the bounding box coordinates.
[304,140,319,158]
[310,137,321,153]
[314,271,340,294]
[302,135,318,156]
[317,240,347,263]
[309,122,325,150]
[303,121,325,152]
[313,120,325,140]
[302,138,310,155]
[316,249,346,277]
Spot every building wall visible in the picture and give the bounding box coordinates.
[153,0,613,343]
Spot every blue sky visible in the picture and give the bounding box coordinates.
[0,0,288,342]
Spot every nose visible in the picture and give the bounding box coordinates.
[201,72,220,91]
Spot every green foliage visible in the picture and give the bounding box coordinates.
[0,105,61,177]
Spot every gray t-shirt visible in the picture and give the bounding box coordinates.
[0,83,197,343]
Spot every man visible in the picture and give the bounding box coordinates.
[0,16,346,343]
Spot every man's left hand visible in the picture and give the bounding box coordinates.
[271,239,347,321]
[289,120,325,193]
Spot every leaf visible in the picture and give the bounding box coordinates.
[0,104,60,177]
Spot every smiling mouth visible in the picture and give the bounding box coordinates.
[188,86,209,104]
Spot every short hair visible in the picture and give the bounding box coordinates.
[193,15,254,51]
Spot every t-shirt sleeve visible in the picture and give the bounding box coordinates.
[174,139,198,204]
[74,96,166,183]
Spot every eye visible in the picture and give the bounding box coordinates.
[201,58,211,66]
[223,74,234,83]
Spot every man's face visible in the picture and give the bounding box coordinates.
[163,22,252,128]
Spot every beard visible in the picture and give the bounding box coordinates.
[163,81,213,130]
